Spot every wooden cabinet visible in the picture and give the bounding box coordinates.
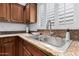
[24,4,30,23]
[0,3,24,23]
[29,3,37,23]
[0,36,52,56]
[18,38,24,56]
[0,37,16,56]
[19,37,53,56]
[0,3,10,22]
[11,4,24,23]
[23,40,47,56]
[18,38,32,56]
[24,3,37,23]
[1,42,15,56]
[19,38,47,56]
[0,3,37,23]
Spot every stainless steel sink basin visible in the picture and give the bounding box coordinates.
[28,35,65,47]
[27,35,72,52]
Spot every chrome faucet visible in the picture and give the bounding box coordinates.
[46,20,54,36]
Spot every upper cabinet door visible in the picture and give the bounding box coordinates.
[11,4,24,23]
[30,3,37,23]
[24,4,30,23]
[24,3,37,23]
[0,3,6,20]
[0,3,10,21]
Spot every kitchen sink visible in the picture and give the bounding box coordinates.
[27,35,72,52]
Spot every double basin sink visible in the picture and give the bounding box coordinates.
[27,34,72,52]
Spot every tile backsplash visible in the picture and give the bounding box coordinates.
[0,22,26,31]
[38,30,79,41]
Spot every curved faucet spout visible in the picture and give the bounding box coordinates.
[46,20,54,36]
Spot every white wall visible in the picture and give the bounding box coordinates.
[29,23,38,31]
[0,22,26,31]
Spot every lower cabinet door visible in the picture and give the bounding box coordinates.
[19,39,32,56]
[24,41,47,56]
[1,43,15,56]
[18,39,24,56]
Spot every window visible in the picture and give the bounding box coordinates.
[58,3,74,25]
[46,3,54,21]
[46,3,55,27]
[38,4,46,29]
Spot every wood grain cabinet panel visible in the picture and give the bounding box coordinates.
[1,43,15,56]
[18,37,53,56]
[24,4,30,23]
[24,3,37,23]
[0,3,25,23]
[6,4,11,21]
[11,4,24,23]
[0,37,16,56]
[0,36,52,56]
[0,3,7,20]
[22,46,32,56]
[18,38,23,56]
[0,3,37,23]
[22,40,47,56]
[18,38,32,56]
[29,3,37,23]
[0,3,10,22]
[19,38,47,56]
[0,39,1,55]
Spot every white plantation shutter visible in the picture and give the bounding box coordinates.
[38,4,55,29]
[38,4,46,29]
[58,3,65,25]
[65,3,74,24]
[46,3,54,21]
[46,3,55,26]
[38,3,75,29]
[58,3,74,25]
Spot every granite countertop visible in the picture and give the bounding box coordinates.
[0,33,79,56]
